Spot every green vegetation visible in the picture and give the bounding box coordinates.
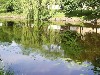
[62,0,100,20]
[53,12,65,18]
[0,0,62,20]
[0,69,14,75]
[0,0,100,21]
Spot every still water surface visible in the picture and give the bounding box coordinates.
[0,20,100,75]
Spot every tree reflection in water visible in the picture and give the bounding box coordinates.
[0,20,100,75]
[61,30,100,75]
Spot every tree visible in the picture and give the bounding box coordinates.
[62,0,100,21]
[0,0,61,20]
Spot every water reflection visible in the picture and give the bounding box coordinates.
[0,42,94,75]
[0,20,100,75]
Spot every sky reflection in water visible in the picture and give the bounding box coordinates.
[0,20,100,75]
[0,41,94,75]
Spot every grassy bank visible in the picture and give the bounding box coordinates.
[0,13,26,20]
[0,12,100,25]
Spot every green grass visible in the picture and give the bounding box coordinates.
[0,12,26,20]
[53,12,65,18]
[0,12,23,16]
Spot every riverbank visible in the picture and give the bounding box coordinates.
[49,17,100,25]
[0,13,100,25]
[49,17,82,22]
[0,13,26,20]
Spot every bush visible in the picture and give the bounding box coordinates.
[0,8,6,13]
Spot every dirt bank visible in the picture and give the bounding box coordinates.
[49,17,100,25]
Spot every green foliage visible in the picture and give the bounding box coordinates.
[62,0,79,13]
[0,0,23,13]
[0,0,100,20]
[0,0,60,20]
[62,0,100,19]
[60,30,83,58]
[0,70,4,75]
[0,70,14,75]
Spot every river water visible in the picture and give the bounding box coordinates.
[0,20,100,75]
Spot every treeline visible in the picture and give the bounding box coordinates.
[0,0,61,20]
[0,0,100,20]
[62,0,100,19]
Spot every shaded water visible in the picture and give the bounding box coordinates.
[0,20,100,75]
